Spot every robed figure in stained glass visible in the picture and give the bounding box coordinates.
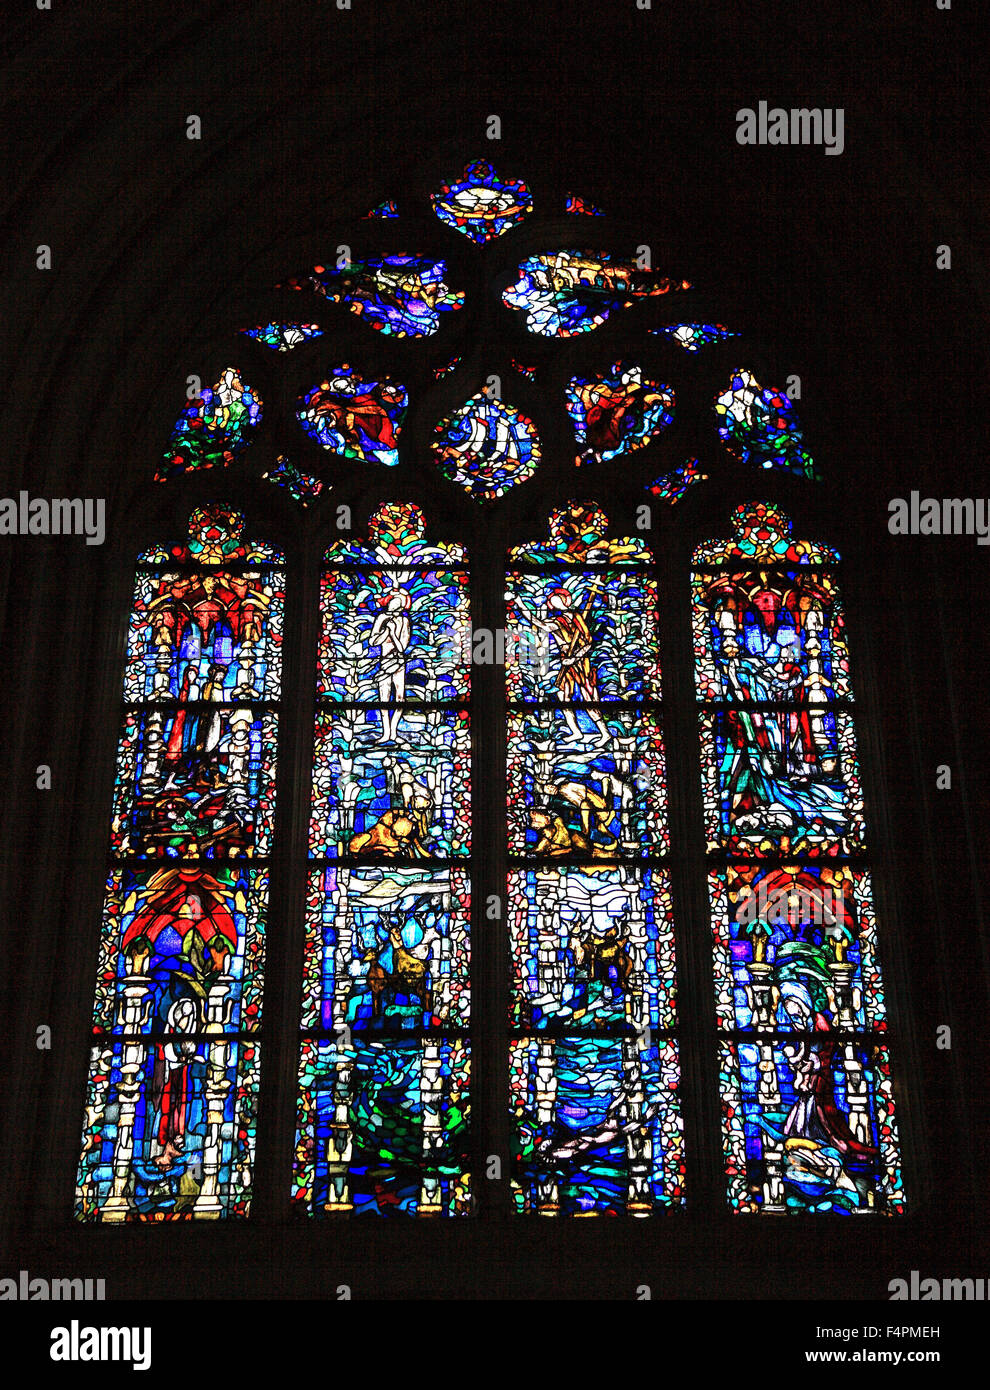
[529,588,610,742]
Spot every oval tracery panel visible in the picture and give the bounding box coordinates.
[431,391,541,501]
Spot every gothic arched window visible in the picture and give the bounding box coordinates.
[75,161,905,1221]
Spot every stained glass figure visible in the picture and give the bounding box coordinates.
[281,256,465,338]
[156,369,262,481]
[507,506,680,1214]
[652,323,737,353]
[434,355,462,380]
[505,569,660,704]
[77,1040,259,1222]
[721,1042,904,1214]
[507,711,668,858]
[431,160,532,242]
[302,867,470,1034]
[241,323,323,351]
[564,193,604,216]
[296,368,408,467]
[296,506,471,1215]
[432,391,541,500]
[111,709,277,858]
[319,568,469,702]
[311,710,470,860]
[647,460,709,505]
[715,369,818,478]
[512,360,538,381]
[124,544,284,704]
[503,251,690,337]
[509,869,675,1032]
[90,866,267,1037]
[566,363,674,465]
[77,506,280,1220]
[700,691,864,857]
[692,566,851,704]
[695,506,902,1213]
[262,455,325,506]
[364,199,399,218]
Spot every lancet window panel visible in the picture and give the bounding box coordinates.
[692,502,904,1215]
[505,502,684,1216]
[75,504,283,1221]
[293,503,473,1217]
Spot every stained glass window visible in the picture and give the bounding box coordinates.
[694,503,904,1213]
[294,503,472,1215]
[506,503,684,1214]
[79,164,909,1236]
[76,505,283,1220]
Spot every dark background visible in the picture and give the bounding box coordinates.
[0,0,986,1302]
